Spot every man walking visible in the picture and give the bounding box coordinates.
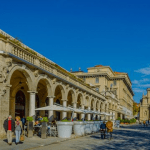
[100,121,106,139]
[3,115,15,145]
[106,120,113,140]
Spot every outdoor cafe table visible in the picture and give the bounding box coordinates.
[24,125,42,136]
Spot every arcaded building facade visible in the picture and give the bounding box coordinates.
[0,29,134,138]
[72,65,134,120]
[140,88,150,121]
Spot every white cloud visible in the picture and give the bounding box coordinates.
[135,67,150,75]
[133,88,145,93]
[132,78,150,85]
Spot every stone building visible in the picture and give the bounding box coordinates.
[139,88,150,121]
[72,65,134,120]
[0,29,134,138]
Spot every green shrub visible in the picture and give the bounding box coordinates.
[26,116,33,122]
[41,117,49,122]
[61,119,71,122]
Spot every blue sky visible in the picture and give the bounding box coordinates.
[0,0,150,102]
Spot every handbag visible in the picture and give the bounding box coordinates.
[20,135,24,141]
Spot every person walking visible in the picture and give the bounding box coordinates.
[100,121,106,139]
[146,120,148,127]
[106,120,113,140]
[143,120,146,127]
[21,116,26,130]
[15,116,23,145]
[3,115,15,145]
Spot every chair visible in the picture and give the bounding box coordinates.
[50,126,58,137]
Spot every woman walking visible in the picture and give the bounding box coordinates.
[15,116,23,145]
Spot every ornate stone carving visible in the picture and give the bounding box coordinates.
[0,58,12,83]
[34,70,39,77]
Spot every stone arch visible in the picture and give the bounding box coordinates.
[35,76,53,96]
[96,100,101,110]
[66,89,76,106]
[9,66,33,119]
[54,83,66,102]
[6,65,34,91]
[76,92,84,108]
[84,95,90,108]
[91,98,95,110]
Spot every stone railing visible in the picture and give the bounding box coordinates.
[0,29,105,100]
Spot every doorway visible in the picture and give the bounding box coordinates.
[15,90,25,118]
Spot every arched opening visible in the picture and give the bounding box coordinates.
[91,99,94,120]
[36,79,49,117]
[67,90,74,120]
[54,85,64,120]
[9,70,31,119]
[84,96,89,120]
[15,90,25,118]
[77,93,83,120]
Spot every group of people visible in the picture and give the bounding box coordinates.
[143,120,149,127]
[3,115,23,145]
[100,120,113,140]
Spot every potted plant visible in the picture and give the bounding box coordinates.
[56,119,73,138]
[84,120,92,134]
[26,116,34,138]
[40,117,48,139]
[73,120,86,136]
[88,120,94,133]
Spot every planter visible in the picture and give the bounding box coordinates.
[85,121,92,134]
[93,122,98,132]
[27,121,33,138]
[57,121,73,138]
[73,121,86,136]
[41,122,47,139]
[89,122,94,132]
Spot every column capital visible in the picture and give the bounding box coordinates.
[47,96,55,98]
[61,99,67,101]
[27,91,37,94]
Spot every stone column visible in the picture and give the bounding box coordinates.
[73,102,77,120]
[88,106,91,120]
[93,107,96,120]
[98,109,100,120]
[48,96,55,121]
[9,97,15,120]
[101,108,105,120]
[80,105,85,120]
[62,99,67,119]
[120,113,123,119]
[28,91,36,119]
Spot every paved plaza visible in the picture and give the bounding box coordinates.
[0,124,150,150]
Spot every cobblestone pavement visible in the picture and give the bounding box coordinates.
[1,124,150,150]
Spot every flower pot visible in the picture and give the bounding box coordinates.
[93,122,98,132]
[89,122,94,132]
[57,121,73,138]
[27,121,33,138]
[73,121,86,136]
[85,121,92,134]
[41,122,47,139]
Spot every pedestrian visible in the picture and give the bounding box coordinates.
[100,121,106,139]
[21,116,26,130]
[3,115,15,145]
[143,120,146,127]
[106,120,113,140]
[146,120,148,127]
[15,116,23,145]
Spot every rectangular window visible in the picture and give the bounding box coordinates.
[113,80,117,86]
[95,88,99,92]
[95,77,99,83]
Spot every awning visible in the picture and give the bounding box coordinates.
[35,105,72,112]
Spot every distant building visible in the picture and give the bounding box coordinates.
[72,65,134,120]
[139,88,150,121]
